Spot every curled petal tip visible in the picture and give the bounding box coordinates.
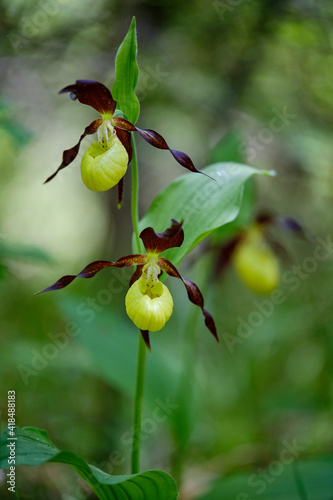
[202,171,216,181]
[59,84,75,95]
[204,310,219,342]
[112,118,202,176]
[38,256,147,297]
[43,174,54,184]
[44,119,102,184]
[157,257,218,341]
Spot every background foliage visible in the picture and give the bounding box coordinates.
[0,0,333,498]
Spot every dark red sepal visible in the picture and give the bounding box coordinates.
[135,127,205,176]
[265,237,292,263]
[215,236,241,278]
[157,257,218,342]
[256,213,306,238]
[255,212,274,226]
[111,116,210,178]
[60,80,117,115]
[140,330,151,351]
[44,118,102,184]
[135,128,168,148]
[115,128,133,164]
[111,116,136,132]
[36,255,148,294]
[140,219,184,255]
[130,265,144,287]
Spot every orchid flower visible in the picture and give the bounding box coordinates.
[216,213,305,294]
[38,220,218,350]
[45,80,207,206]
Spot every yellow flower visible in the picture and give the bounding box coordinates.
[44,80,206,206]
[38,220,218,350]
[217,213,304,294]
[232,225,280,294]
[81,132,128,191]
[125,276,173,332]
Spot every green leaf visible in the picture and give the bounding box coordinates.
[139,162,275,266]
[112,17,140,124]
[0,100,31,146]
[210,177,257,244]
[0,238,54,264]
[196,456,333,500]
[209,130,244,164]
[0,426,178,500]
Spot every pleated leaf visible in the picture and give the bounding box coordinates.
[0,426,178,500]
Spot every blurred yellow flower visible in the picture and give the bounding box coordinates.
[232,225,280,294]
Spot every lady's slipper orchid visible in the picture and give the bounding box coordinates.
[215,214,304,294]
[45,80,207,206]
[232,223,280,294]
[38,220,218,350]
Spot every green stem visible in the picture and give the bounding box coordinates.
[130,133,147,474]
[292,462,309,500]
[131,333,147,473]
[131,135,142,254]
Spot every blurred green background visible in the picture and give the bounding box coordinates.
[1,0,333,498]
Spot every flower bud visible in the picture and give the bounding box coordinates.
[81,134,128,191]
[125,279,173,332]
[232,227,280,294]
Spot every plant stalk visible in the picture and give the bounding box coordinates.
[131,333,147,473]
[131,135,142,254]
[130,134,147,474]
